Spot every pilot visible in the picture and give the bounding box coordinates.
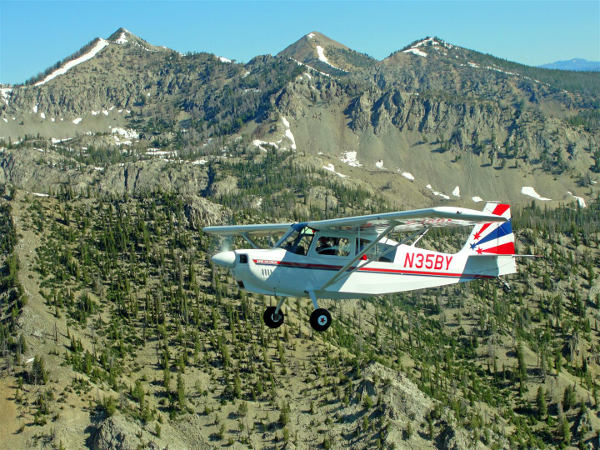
[316,237,335,255]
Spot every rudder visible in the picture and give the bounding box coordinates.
[461,202,515,255]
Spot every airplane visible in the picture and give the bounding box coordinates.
[203,202,517,332]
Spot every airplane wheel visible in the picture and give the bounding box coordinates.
[263,306,284,329]
[310,308,332,332]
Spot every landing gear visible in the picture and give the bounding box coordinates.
[307,290,332,332]
[497,277,511,293]
[310,308,332,332]
[263,306,284,328]
[263,297,286,329]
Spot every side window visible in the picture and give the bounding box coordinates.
[356,238,395,262]
[315,236,351,257]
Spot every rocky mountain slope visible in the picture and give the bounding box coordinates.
[1,29,599,208]
[0,181,598,449]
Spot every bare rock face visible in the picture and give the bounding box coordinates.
[208,175,238,199]
[0,147,210,196]
[362,362,433,423]
[360,362,485,450]
[91,415,159,450]
[98,160,210,196]
[183,195,225,230]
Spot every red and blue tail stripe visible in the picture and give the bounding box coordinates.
[462,203,516,255]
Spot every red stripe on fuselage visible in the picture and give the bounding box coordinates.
[252,259,494,279]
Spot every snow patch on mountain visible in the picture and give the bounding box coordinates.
[567,191,586,208]
[414,37,453,49]
[375,160,385,169]
[115,32,128,44]
[72,118,82,125]
[322,164,347,178]
[403,37,453,57]
[472,196,483,203]
[291,58,330,78]
[51,137,71,144]
[218,56,232,63]
[521,186,551,201]
[403,48,427,58]
[281,117,296,150]
[426,184,450,200]
[315,46,347,72]
[452,186,460,197]
[316,46,330,64]
[0,88,12,104]
[400,172,415,181]
[340,151,362,167]
[307,33,315,39]
[111,127,139,145]
[252,140,278,152]
[35,39,109,86]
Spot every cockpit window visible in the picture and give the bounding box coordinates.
[279,227,315,255]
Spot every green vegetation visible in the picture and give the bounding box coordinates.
[0,199,28,371]
[1,183,596,447]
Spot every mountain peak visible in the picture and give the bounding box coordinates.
[278,31,373,73]
[107,27,133,44]
[401,36,455,55]
[106,27,152,47]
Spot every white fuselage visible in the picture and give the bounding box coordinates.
[227,245,512,299]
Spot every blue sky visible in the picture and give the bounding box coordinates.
[1,0,599,85]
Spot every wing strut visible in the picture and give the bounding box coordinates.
[241,233,260,249]
[320,223,396,291]
[319,225,432,292]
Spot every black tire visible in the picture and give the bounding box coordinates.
[263,306,284,328]
[310,308,332,332]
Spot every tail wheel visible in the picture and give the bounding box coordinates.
[310,308,332,332]
[263,306,284,329]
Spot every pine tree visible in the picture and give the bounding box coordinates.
[516,342,527,392]
[30,356,48,385]
[536,386,547,420]
[177,373,185,409]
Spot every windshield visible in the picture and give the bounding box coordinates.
[278,226,315,255]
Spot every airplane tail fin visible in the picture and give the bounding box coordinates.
[461,202,517,276]
[461,202,515,255]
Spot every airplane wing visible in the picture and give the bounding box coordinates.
[203,223,293,236]
[306,206,507,233]
[203,207,507,236]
